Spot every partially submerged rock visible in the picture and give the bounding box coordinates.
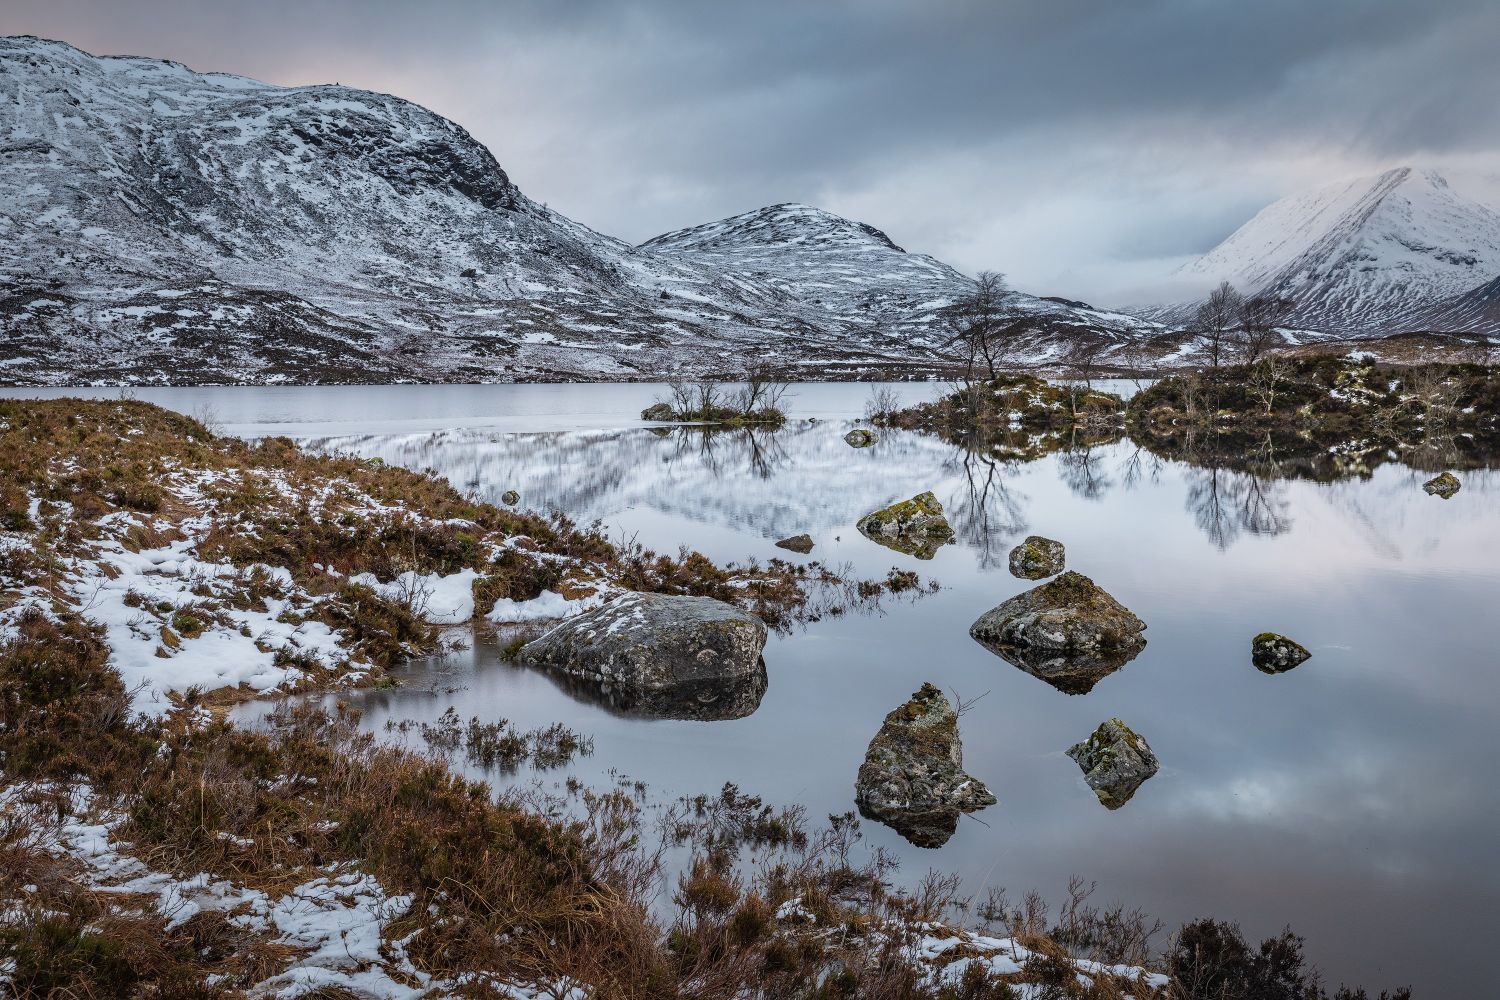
[844,428,875,448]
[854,683,995,848]
[518,592,768,693]
[1423,472,1460,499]
[1008,535,1066,579]
[856,491,955,560]
[641,402,675,421]
[1067,718,1159,810]
[500,489,520,505]
[969,571,1146,693]
[774,533,815,554]
[1251,632,1310,674]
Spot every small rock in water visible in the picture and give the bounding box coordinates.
[1008,535,1066,579]
[1422,472,1460,499]
[969,571,1146,692]
[518,592,768,693]
[844,428,875,448]
[854,682,995,848]
[855,491,955,560]
[1068,718,1159,809]
[1251,632,1310,673]
[641,402,675,421]
[500,489,520,505]
[774,533,815,554]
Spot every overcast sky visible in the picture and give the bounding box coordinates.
[5,0,1500,303]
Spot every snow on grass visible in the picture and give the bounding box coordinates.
[486,587,608,623]
[349,568,480,625]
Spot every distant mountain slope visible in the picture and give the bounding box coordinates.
[0,36,1159,385]
[1158,167,1500,337]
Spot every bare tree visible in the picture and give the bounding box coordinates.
[1248,357,1291,415]
[1237,293,1296,364]
[1193,281,1243,369]
[664,380,695,417]
[730,366,791,419]
[864,385,902,423]
[693,380,723,419]
[943,271,1011,381]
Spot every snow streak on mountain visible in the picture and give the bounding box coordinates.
[0,36,1155,386]
[1165,167,1500,337]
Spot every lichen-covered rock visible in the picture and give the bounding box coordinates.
[969,572,1146,691]
[844,428,876,448]
[1008,535,1066,579]
[518,592,768,691]
[1067,718,1159,810]
[500,489,520,505]
[856,491,955,560]
[854,683,995,848]
[774,533,815,554]
[1423,472,1460,499]
[641,402,675,421]
[1251,632,1310,673]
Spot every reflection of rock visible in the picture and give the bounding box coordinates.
[854,682,995,848]
[1008,535,1066,579]
[1252,632,1310,673]
[1067,717,1159,810]
[774,533,815,554]
[500,489,520,505]
[546,663,768,721]
[856,491,955,561]
[975,642,1140,695]
[1423,472,1460,498]
[844,428,875,448]
[518,592,767,689]
[969,571,1146,691]
[641,402,675,421]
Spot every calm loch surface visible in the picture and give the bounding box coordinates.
[11,381,1494,995]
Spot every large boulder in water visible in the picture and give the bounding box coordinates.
[1008,535,1066,579]
[844,428,876,448]
[856,491,955,560]
[518,592,768,692]
[1067,717,1159,810]
[1423,472,1460,499]
[1251,632,1310,673]
[854,683,995,848]
[641,402,675,421]
[969,571,1146,693]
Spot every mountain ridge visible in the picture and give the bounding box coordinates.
[0,35,1161,385]
[1155,166,1500,337]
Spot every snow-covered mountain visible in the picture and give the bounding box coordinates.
[0,36,1157,385]
[1157,167,1500,337]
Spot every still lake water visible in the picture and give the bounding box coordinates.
[8,381,1497,994]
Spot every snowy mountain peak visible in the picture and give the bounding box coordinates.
[641,202,908,254]
[1170,165,1500,334]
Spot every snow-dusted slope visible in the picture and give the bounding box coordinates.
[1165,167,1500,336]
[0,36,1158,385]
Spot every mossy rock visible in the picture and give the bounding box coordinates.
[641,402,675,421]
[844,428,876,448]
[1008,535,1065,579]
[1251,632,1310,673]
[500,489,520,506]
[1067,717,1159,810]
[1422,472,1460,499]
[854,682,995,847]
[773,533,814,554]
[855,491,954,561]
